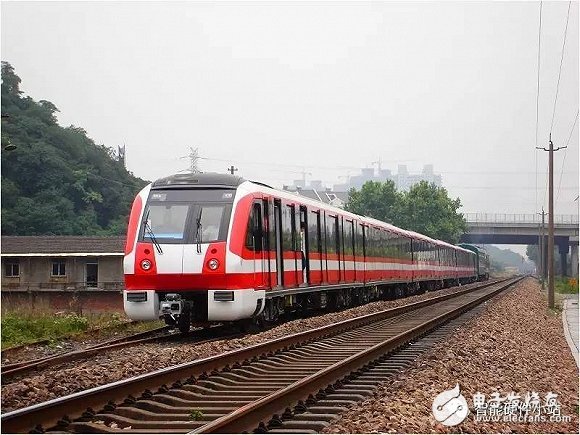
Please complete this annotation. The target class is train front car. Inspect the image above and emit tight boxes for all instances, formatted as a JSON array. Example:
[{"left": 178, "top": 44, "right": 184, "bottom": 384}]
[{"left": 123, "top": 173, "right": 262, "bottom": 332}]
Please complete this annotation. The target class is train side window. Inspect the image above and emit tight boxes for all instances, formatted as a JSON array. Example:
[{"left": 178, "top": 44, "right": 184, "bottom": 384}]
[
  {"left": 372, "top": 227, "right": 379, "bottom": 257},
  {"left": 326, "top": 215, "right": 340, "bottom": 254},
  {"left": 282, "top": 205, "right": 294, "bottom": 251},
  {"left": 308, "top": 211, "right": 320, "bottom": 253},
  {"left": 357, "top": 223, "right": 365, "bottom": 257},
  {"left": 344, "top": 220, "right": 354, "bottom": 256},
  {"left": 268, "top": 199, "right": 277, "bottom": 252}
]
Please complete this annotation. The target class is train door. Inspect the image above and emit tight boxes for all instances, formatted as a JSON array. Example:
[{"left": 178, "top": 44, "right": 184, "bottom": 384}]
[
  {"left": 344, "top": 219, "right": 355, "bottom": 282},
  {"left": 261, "top": 199, "right": 272, "bottom": 288},
  {"left": 283, "top": 204, "right": 298, "bottom": 287},
  {"left": 272, "top": 199, "right": 283, "bottom": 287},
  {"left": 326, "top": 215, "right": 340, "bottom": 284},
  {"left": 358, "top": 223, "right": 366, "bottom": 283},
  {"left": 248, "top": 201, "right": 268, "bottom": 289},
  {"left": 299, "top": 206, "right": 309, "bottom": 285},
  {"left": 308, "top": 210, "right": 322, "bottom": 285},
  {"left": 339, "top": 217, "right": 345, "bottom": 282}
]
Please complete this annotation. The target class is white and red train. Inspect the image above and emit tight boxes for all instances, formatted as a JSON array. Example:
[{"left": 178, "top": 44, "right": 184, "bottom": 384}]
[{"left": 124, "top": 173, "right": 482, "bottom": 331}]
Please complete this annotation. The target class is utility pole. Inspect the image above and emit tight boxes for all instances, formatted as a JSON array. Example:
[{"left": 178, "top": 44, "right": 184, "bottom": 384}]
[
  {"left": 227, "top": 165, "right": 238, "bottom": 175},
  {"left": 537, "top": 208, "right": 546, "bottom": 288},
  {"left": 537, "top": 136, "right": 567, "bottom": 308}
]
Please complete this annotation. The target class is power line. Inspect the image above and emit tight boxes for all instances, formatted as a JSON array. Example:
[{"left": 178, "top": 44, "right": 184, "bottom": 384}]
[
  {"left": 535, "top": 1, "right": 543, "bottom": 215},
  {"left": 200, "top": 155, "right": 570, "bottom": 176},
  {"left": 556, "top": 109, "right": 579, "bottom": 204},
  {"left": 549, "top": 0, "right": 572, "bottom": 135}
]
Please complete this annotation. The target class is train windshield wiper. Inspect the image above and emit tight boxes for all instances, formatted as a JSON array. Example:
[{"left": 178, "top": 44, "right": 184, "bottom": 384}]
[
  {"left": 144, "top": 209, "right": 163, "bottom": 254},
  {"left": 195, "top": 208, "right": 203, "bottom": 254}
]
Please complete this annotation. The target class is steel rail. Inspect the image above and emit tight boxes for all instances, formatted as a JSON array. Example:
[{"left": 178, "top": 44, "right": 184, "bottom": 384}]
[
  {"left": 1, "top": 323, "right": 239, "bottom": 380},
  {"left": 1, "top": 326, "right": 172, "bottom": 378},
  {"left": 2, "top": 326, "right": 169, "bottom": 370},
  {"left": 193, "top": 276, "right": 523, "bottom": 433},
  {"left": 0, "top": 278, "right": 510, "bottom": 434}
]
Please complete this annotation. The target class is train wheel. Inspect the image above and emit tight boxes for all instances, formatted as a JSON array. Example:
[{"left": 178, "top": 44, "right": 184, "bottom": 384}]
[
  {"left": 262, "top": 299, "right": 279, "bottom": 324},
  {"left": 178, "top": 312, "right": 191, "bottom": 334}
]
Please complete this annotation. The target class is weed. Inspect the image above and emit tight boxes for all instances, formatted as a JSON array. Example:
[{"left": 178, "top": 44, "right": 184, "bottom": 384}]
[
  {"left": 189, "top": 410, "right": 204, "bottom": 421},
  {"left": 555, "top": 277, "right": 579, "bottom": 294},
  {"left": 1, "top": 312, "right": 89, "bottom": 349}
]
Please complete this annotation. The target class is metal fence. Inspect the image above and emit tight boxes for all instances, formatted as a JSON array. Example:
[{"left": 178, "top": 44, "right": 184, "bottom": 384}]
[{"left": 463, "top": 213, "right": 579, "bottom": 225}]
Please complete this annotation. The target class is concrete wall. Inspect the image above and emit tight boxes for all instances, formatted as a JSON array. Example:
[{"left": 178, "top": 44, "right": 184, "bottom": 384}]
[{"left": 1, "top": 289, "right": 124, "bottom": 313}]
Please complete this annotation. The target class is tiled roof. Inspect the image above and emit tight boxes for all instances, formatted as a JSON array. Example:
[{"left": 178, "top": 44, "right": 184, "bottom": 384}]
[{"left": 1, "top": 236, "right": 125, "bottom": 255}]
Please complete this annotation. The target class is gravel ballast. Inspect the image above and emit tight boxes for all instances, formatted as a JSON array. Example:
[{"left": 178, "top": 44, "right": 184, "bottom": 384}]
[
  {"left": 324, "top": 278, "right": 579, "bottom": 433},
  {"left": 2, "top": 282, "right": 486, "bottom": 412}
]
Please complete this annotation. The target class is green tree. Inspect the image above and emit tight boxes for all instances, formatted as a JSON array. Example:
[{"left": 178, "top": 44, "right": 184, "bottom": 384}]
[
  {"left": 398, "top": 181, "right": 466, "bottom": 243},
  {"left": 347, "top": 180, "right": 467, "bottom": 243},
  {"left": 345, "top": 180, "right": 402, "bottom": 224},
  {"left": 1, "top": 62, "right": 148, "bottom": 236},
  {"left": 526, "top": 244, "right": 562, "bottom": 275}
]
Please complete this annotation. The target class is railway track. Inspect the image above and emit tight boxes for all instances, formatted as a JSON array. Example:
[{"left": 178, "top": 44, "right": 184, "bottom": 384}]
[
  {"left": 1, "top": 276, "right": 522, "bottom": 434},
  {"left": 1, "top": 325, "right": 242, "bottom": 381},
  {"left": 0, "top": 280, "right": 501, "bottom": 382}
]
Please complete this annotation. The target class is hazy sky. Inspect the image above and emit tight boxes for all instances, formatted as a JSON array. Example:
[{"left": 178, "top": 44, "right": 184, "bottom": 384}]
[{"left": 2, "top": 1, "right": 579, "bottom": 222}]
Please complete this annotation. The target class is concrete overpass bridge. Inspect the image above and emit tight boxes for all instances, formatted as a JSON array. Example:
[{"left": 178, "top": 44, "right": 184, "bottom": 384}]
[{"left": 460, "top": 213, "right": 579, "bottom": 276}]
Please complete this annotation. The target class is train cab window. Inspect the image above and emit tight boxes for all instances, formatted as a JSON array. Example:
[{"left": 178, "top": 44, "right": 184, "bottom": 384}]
[{"left": 198, "top": 206, "right": 226, "bottom": 242}]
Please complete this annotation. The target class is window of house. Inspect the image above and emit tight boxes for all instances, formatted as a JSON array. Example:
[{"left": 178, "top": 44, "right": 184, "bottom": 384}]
[
  {"left": 51, "top": 260, "right": 66, "bottom": 276},
  {"left": 5, "top": 260, "right": 20, "bottom": 277}
]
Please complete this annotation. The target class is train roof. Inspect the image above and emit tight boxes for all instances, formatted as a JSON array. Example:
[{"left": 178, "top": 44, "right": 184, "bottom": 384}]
[
  {"left": 152, "top": 173, "right": 247, "bottom": 189},
  {"left": 458, "top": 243, "right": 488, "bottom": 254},
  {"left": 149, "top": 174, "right": 472, "bottom": 255},
  {"left": 241, "top": 180, "right": 471, "bottom": 254}
]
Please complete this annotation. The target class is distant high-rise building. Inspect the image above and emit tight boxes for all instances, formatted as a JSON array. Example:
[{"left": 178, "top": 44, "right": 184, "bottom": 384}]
[{"left": 331, "top": 164, "right": 442, "bottom": 192}]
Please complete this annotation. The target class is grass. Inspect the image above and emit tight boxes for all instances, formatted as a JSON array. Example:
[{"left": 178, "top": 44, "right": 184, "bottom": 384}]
[
  {"left": 555, "top": 277, "right": 579, "bottom": 294},
  {"left": 1, "top": 312, "right": 90, "bottom": 349},
  {"left": 1, "top": 309, "right": 164, "bottom": 349}
]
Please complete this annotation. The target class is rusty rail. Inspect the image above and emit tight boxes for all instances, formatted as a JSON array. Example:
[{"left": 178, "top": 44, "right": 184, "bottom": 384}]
[{"left": 195, "top": 277, "right": 522, "bottom": 433}]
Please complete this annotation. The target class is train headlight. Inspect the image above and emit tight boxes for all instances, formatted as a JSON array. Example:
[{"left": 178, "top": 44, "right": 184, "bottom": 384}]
[
  {"left": 141, "top": 259, "right": 152, "bottom": 271},
  {"left": 207, "top": 258, "right": 219, "bottom": 270}
]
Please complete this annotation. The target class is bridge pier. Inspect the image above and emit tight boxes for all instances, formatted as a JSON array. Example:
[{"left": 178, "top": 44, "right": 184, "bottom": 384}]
[
  {"left": 559, "top": 243, "right": 569, "bottom": 277},
  {"left": 571, "top": 245, "right": 579, "bottom": 278}
]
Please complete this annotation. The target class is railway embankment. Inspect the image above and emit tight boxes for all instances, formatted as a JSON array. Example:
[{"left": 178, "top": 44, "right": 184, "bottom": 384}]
[{"left": 324, "top": 277, "right": 579, "bottom": 434}]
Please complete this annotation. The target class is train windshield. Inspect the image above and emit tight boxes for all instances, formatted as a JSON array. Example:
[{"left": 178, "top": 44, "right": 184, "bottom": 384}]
[{"left": 139, "top": 189, "right": 234, "bottom": 244}]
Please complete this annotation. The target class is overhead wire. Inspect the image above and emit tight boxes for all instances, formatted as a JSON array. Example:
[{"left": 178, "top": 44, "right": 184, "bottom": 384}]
[
  {"left": 535, "top": 1, "right": 543, "bottom": 215},
  {"left": 556, "top": 109, "right": 579, "bottom": 205},
  {"left": 549, "top": 0, "right": 572, "bottom": 135}
]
